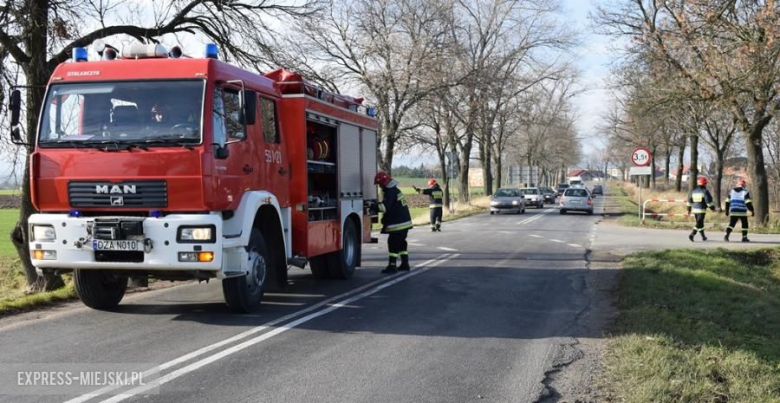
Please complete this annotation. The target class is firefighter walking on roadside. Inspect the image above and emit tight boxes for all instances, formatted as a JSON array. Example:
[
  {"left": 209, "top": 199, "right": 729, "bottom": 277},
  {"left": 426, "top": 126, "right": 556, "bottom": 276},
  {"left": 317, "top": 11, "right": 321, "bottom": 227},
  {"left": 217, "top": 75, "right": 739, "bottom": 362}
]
[
  {"left": 414, "top": 179, "right": 444, "bottom": 232},
  {"left": 687, "top": 177, "right": 716, "bottom": 242},
  {"left": 374, "top": 172, "right": 413, "bottom": 273},
  {"left": 724, "top": 179, "right": 755, "bottom": 242}
]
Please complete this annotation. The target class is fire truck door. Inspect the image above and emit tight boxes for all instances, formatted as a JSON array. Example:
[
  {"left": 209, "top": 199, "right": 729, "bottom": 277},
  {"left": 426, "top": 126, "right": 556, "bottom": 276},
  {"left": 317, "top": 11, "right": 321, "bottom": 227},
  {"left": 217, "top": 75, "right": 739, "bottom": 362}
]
[
  {"left": 212, "top": 86, "right": 253, "bottom": 205},
  {"left": 258, "top": 96, "right": 289, "bottom": 207}
]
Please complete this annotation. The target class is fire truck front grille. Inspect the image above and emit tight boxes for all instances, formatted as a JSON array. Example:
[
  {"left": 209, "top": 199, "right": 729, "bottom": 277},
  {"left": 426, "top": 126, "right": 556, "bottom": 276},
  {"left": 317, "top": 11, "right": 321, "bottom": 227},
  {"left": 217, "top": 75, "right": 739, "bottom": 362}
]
[{"left": 68, "top": 181, "right": 168, "bottom": 208}]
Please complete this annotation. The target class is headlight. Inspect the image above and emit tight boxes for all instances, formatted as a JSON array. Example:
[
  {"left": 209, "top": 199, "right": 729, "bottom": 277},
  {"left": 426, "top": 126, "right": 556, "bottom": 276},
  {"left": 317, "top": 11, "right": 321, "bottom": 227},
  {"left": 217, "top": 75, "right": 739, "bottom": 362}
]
[
  {"left": 32, "top": 225, "right": 56, "bottom": 242},
  {"left": 512, "top": 200, "right": 519, "bottom": 205},
  {"left": 490, "top": 201, "right": 499, "bottom": 206},
  {"left": 177, "top": 226, "right": 216, "bottom": 243}
]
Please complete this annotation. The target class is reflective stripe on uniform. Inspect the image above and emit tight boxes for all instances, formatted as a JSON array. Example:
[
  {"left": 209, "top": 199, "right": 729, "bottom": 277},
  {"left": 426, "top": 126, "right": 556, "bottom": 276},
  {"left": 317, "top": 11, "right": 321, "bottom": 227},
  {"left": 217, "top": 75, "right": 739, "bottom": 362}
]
[
  {"left": 386, "top": 221, "right": 413, "bottom": 232},
  {"left": 429, "top": 204, "right": 443, "bottom": 208},
  {"left": 388, "top": 253, "right": 399, "bottom": 258},
  {"left": 378, "top": 203, "right": 386, "bottom": 213},
  {"left": 399, "top": 251, "right": 408, "bottom": 256}
]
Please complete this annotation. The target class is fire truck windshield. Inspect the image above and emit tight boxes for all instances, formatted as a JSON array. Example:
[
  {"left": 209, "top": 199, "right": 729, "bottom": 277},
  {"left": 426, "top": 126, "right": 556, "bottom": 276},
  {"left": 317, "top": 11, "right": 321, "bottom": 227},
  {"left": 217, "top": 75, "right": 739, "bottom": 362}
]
[{"left": 38, "top": 80, "right": 204, "bottom": 147}]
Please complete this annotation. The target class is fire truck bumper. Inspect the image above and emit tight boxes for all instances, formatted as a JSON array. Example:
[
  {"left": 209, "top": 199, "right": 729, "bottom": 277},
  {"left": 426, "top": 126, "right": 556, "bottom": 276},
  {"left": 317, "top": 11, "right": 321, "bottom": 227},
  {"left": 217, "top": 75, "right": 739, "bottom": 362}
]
[{"left": 27, "top": 214, "right": 224, "bottom": 272}]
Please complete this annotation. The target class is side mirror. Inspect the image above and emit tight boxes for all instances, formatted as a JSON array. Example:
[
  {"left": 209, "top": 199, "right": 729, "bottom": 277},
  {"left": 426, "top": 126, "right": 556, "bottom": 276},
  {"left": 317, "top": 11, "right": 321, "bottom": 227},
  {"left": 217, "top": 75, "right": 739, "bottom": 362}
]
[
  {"left": 10, "top": 90, "right": 21, "bottom": 126},
  {"left": 214, "top": 145, "right": 229, "bottom": 159}
]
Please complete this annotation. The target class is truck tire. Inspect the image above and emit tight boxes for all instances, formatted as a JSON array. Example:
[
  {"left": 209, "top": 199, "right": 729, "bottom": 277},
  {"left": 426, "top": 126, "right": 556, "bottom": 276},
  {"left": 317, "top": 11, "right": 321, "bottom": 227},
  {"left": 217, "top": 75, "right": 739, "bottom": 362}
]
[
  {"left": 223, "top": 228, "right": 268, "bottom": 313},
  {"left": 309, "top": 255, "right": 331, "bottom": 279},
  {"left": 327, "top": 218, "right": 359, "bottom": 279},
  {"left": 73, "top": 270, "right": 128, "bottom": 310}
]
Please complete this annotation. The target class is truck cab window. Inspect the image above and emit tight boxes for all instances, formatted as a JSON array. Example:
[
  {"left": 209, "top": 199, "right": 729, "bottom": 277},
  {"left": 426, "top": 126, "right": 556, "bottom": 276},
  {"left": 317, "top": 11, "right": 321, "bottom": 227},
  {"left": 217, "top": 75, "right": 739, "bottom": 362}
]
[
  {"left": 260, "top": 97, "right": 278, "bottom": 143},
  {"left": 213, "top": 87, "right": 245, "bottom": 140}
]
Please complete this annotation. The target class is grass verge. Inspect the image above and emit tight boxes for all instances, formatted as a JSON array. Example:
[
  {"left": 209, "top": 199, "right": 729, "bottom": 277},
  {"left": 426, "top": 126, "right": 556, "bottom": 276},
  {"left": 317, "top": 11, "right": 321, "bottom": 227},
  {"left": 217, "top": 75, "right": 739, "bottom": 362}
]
[
  {"left": 612, "top": 182, "right": 780, "bottom": 233},
  {"left": 601, "top": 247, "right": 780, "bottom": 403}
]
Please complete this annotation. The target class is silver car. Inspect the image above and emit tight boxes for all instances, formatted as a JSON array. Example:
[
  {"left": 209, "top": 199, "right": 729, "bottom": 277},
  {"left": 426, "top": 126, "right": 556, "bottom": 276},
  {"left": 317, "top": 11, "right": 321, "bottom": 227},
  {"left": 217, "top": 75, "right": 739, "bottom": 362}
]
[
  {"left": 490, "top": 188, "right": 526, "bottom": 214},
  {"left": 519, "top": 188, "right": 544, "bottom": 209},
  {"left": 559, "top": 188, "right": 594, "bottom": 215}
]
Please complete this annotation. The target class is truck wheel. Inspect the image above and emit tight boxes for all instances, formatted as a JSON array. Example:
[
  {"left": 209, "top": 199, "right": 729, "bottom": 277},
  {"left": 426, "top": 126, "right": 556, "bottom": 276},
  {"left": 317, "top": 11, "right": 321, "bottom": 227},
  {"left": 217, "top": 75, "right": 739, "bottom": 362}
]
[
  {"left": 309, "top": 255, "right": 331, "bottom": 279},
  {"left": 327, "top": 218, "right": 359, "bottom": 279},
  {"left": 223, "top": 228, "right": 268, "bottom": 313},
  {"left": 73, "top": 270, "right": 128, "bottom": 310}
]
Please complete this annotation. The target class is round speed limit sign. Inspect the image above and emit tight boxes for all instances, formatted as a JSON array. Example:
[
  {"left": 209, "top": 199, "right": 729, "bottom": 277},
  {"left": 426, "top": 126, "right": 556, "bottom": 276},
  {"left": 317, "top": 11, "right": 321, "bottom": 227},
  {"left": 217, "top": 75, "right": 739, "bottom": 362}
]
[{"left": 631, "top": 147, "right": 651, "bottom": 166}]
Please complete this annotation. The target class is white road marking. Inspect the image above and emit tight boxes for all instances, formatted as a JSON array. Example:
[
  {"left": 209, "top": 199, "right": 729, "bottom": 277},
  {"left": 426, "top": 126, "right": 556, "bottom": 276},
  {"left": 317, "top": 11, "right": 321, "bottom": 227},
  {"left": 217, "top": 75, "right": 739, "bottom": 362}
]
[
  {"left": 68, "top": 255, "right": 456, "bottom": 403},
  {"left": 529, "top": 234, "right": 543, "bottom": 238},
  {"left": 550, "top": 239, "right": 565, "bottom": 243},
  {"left": 568, "top": 243, "right": 583, "bottom": 248},
  {"left": 499, "top": 231, "right": 516, "bottom": 235},
  {"left": 437, "top": 246, "right": 459, "bottom": 252}
]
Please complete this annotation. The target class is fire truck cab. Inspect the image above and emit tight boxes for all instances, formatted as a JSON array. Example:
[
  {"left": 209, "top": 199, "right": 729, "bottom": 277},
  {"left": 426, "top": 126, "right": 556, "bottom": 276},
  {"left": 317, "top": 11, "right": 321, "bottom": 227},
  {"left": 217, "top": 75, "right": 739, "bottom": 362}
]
[{"left": 10, "top": 44, "right": 379, "bottom": 312}]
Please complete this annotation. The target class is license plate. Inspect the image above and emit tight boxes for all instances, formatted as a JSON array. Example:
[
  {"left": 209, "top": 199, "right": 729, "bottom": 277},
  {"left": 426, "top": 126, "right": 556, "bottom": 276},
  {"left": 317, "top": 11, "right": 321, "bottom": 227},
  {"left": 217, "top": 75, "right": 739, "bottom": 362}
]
[
  {"left": 92, "top": 239, "right": 141, "bottom": 251},
  {"left": 571, "top": 201, "right": 582, "bottom": 204}
]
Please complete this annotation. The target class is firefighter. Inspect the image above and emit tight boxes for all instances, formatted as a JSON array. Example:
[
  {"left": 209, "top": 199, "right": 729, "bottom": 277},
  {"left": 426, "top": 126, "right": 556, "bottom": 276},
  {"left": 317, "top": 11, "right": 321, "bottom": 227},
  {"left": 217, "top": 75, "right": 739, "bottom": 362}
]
[
  {"left": 413, "top": 178, "right": 444, "bottom": 232},
  {"left": 151, "top": 103, "right": 169, "bottom": 123},
  {"left": 724, "top": 179, "right": 755, "bottom": 242},
  {"left": 686, "top": 177, "right": 716, "bottom": 242},
  {"left": 374, "top": 172, "right": 413, "bottom": 273}
]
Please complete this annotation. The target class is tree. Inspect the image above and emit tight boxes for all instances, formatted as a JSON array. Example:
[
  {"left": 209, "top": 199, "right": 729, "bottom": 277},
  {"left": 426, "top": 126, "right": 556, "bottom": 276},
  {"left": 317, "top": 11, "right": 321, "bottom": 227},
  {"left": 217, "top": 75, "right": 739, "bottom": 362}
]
[
  {"left": 0, "top": 0, "right": 316, "bottom": 291},
  {"left": 595, "top": 0, "right": 780, "bottom": 223}
]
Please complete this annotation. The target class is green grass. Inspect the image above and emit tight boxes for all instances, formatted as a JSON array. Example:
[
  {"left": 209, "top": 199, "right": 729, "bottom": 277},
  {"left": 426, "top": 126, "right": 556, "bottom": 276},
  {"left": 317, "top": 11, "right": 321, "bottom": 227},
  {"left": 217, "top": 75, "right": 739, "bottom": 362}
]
[
  {"left": 601, "top": 248, "right": 780, "bottom": 403},
  {"left": 0, "top": 189, "right": 20, "bottom": 195},
  {"left": 0, "top": 209, "right": 20, "bottom": 258}
]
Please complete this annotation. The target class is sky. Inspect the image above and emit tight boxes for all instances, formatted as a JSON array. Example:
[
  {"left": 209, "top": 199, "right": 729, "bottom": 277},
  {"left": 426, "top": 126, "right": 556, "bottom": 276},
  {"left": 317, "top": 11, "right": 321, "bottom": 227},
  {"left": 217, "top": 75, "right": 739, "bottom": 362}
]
[{"left": 394, "top": 0, "right": 619, "bottom": 168}]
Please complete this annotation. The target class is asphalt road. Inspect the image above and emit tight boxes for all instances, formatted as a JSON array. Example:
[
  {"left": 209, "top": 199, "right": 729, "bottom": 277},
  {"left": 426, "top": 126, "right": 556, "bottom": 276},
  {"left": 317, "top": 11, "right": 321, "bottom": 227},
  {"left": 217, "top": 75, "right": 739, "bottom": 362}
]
[{"left": 0, "top": 200, "right": 606, "bottom": 403}]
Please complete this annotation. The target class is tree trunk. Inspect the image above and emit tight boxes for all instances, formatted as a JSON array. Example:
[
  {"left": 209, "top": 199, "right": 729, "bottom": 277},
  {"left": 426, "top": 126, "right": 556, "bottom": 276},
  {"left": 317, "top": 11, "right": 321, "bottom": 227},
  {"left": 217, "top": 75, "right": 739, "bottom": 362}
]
[
  {"left": 439, "top": 150, "right": 450, "bottom": 210},
  {"left": 745, "top": 126, "right": 770, "bottom": 224},
  {"left": 675, "top": 139, "right": 686, "bottom": 192},
  {"left": 12, "top": 0, "right": 64, "bottom": 292},
  {"left": 650, "top": 149, "right": 657, "bottom": 189},
  {"left": 688, "top": 135, "right": 699, "bottom": 193},
  {"left": 714, "top": 150, "right": 725, "bottom": 211},
  {"left": 664, "top": 147, "right": 671, "bottom": 185}
]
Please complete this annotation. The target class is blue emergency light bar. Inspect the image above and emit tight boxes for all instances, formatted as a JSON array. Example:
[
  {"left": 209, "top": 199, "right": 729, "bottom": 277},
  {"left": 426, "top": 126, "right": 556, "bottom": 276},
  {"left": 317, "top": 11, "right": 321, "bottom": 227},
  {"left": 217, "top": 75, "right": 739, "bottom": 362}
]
[
  {"left": 73, "top": 47, "right": 88, "bottom": 62},
  {"left": 205, "top": 44, "right": 218, "bottom": 59}
]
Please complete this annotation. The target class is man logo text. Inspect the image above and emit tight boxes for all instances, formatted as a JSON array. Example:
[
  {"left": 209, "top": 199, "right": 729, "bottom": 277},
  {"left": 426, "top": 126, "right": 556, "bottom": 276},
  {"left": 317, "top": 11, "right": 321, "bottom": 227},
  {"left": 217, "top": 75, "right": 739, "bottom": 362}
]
[{"left": 96, "top": 185, "right": 136, "bottom": 194}]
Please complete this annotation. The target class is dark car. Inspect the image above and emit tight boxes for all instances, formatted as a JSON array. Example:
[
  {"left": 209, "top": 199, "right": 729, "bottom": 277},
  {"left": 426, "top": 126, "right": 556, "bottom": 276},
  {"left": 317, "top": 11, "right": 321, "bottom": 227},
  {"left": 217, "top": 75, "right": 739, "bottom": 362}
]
[
  {"left": 555, "top": 183, "right": 570, "bottom": 197},
  {"left": 539, "top": 186, "right": 556, "bottom": 203},
  {"left": 592, "top": 185, "right": 604, "bottom": 195}
]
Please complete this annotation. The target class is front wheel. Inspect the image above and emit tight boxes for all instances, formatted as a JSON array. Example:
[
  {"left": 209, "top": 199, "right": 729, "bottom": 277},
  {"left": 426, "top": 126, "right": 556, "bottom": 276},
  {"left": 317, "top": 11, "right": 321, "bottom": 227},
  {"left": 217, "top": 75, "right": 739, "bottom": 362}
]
[
  {"left": 73, "top": 270, "right": 128, "bottom": 310},
  {"left": 327, "top": 219, "right": 359, "bottom": 279},
  {"left": 223, "top": 228, "right": 268, "bottom": 312},
  {"left": 560, "top": 209, "right": 567, "bottom": 215}
]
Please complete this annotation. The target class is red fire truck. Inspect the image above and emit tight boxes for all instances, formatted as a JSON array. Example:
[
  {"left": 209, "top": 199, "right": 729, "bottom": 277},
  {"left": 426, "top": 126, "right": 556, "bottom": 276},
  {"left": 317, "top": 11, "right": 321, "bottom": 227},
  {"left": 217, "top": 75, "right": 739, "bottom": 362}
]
[{"left": 8, "top": 43, "right": 379, "bottom": 312}]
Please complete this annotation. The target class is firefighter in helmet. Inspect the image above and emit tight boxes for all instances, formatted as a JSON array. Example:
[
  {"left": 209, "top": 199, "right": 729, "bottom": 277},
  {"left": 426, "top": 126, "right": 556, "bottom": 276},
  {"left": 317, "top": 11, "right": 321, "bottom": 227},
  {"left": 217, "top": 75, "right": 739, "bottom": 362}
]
[
  {"left": 414, "top": 178, "right": 444, "bottom": 232},
  {"left": 686, "top": 176, "right": 716, "bottom": 242},
  {"left": 724, "top": 178, "right": 755, "bottom": 242},
  {"left": 374, "top": 172, "right": 413, "bottom": 273}
]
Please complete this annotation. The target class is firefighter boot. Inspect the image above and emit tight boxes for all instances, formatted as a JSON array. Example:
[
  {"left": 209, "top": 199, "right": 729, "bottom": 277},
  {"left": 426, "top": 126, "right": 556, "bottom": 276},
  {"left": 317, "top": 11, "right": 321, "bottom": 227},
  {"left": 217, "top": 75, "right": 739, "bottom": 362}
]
[
  {"left": 398, "top": 253, "right": 410, "bottom": 271},
  {"left": 435, "top": 222, "right": 442, "bottom": 232},
  {"left": 688, "top": 230, "right": 696, "bottom": 242},
  {"left": 701, "top": 230, "right": 707, "bottom": 241},
  {"left": 724, "top": 228, "right": 732, "bottom": 242},
  {"left": 381, "top": 255, "right": 398, "bottom": 274},
  {"left": 742, "top": 231, "right": 750, "bottom": 243}
]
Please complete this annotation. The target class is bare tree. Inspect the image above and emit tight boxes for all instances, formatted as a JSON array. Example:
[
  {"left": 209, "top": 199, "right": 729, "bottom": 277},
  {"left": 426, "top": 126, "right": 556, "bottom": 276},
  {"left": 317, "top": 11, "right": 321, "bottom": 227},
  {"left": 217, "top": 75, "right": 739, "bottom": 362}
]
[{"left": 0, "top": 0, "right": 317, "bottom": 291}]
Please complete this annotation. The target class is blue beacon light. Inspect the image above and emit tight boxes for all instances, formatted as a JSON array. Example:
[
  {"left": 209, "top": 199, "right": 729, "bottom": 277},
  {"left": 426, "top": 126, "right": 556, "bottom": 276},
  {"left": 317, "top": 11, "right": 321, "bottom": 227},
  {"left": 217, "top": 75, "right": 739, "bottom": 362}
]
[
  {"left": 204, "top": 44, "right": 218, "bottom": 59},
  {"left": 72, "top": 47, "right": 88, "bottom": 62}
]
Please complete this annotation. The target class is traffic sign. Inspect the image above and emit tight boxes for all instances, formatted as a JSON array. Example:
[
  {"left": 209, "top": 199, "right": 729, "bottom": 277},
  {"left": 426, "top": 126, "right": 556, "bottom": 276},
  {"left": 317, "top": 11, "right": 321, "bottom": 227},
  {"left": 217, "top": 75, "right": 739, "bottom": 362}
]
[
  {"left": 629, "top": 166, "right": 652, "bottom": 176},
  {"left": 631, "top": 147, "right": 651, "bottom": 166}
]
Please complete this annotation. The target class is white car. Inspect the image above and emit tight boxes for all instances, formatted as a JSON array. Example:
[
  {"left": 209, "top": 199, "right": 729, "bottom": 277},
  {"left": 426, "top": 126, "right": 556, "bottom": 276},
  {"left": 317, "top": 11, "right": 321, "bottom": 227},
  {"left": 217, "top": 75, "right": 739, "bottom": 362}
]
[
  {"left": 519, "top": 188, "right": 544, "bottom": 209},
  {"left": 559, "top": 188, "right": 594, "bottom": 215}
]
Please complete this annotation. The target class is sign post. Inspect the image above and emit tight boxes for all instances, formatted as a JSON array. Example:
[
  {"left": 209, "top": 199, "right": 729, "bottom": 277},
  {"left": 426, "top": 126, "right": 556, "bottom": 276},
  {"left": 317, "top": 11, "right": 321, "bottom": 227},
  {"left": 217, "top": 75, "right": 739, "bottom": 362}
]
[{"left": 630, "top": 148, "right": 652, "bottom": 219}]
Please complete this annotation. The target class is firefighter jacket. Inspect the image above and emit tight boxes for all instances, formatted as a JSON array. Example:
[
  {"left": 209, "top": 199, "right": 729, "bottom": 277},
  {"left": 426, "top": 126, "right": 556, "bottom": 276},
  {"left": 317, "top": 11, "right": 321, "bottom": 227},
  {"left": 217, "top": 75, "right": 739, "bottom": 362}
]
[
  {"left": 687, "top": 186, "right": 715, "bottom": 214},
  {"left": 421, "top": 184, "right": 444, "bottom": 208},
  {"left": 725, "top": 187, "right": 754, "bottom": 217},
  {"left": 378, "top": 182, "right": 413, "bottom": 233}
]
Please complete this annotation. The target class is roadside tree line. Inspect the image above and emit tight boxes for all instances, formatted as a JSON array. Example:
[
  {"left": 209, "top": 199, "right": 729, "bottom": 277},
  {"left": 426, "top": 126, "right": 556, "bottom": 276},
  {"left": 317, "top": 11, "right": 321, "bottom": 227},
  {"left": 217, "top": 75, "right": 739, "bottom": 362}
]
[{"left": 594, "top": 0, "right": 780, "bottom": 223}]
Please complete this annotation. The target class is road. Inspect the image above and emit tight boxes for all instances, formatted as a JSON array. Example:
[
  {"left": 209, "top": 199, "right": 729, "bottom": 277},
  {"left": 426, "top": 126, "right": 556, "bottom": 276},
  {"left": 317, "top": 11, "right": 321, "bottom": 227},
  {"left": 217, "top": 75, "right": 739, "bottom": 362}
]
[{"left": 0, "top": 197, "right": 609, "bottom": 403}]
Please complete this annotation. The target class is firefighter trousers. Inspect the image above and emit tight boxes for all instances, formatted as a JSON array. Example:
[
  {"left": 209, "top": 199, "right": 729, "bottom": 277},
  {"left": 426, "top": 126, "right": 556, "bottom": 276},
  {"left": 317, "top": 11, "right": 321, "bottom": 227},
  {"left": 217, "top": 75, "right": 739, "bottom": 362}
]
[
  {"left": 691, "top": 213, "right": 707, "bottom": 237},
  {"left": 430, "top": 207, "right": 443, "bottom": 230},
  {"left": 387, "top": 230, "right": 409, "bottom": 265},
  {"left": 727, "top": 216, "right": 749, "bottom": 237}
]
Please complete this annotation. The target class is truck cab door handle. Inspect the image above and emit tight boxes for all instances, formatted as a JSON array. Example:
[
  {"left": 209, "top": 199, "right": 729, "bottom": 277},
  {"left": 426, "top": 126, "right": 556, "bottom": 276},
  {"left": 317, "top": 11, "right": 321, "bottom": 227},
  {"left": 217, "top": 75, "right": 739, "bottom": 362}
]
[
  {"left": 279, "top": 167, "right": 288, "bottom": 176},
  {"left": 243, "top": 165, "right": 254, "bottom": 173}
]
